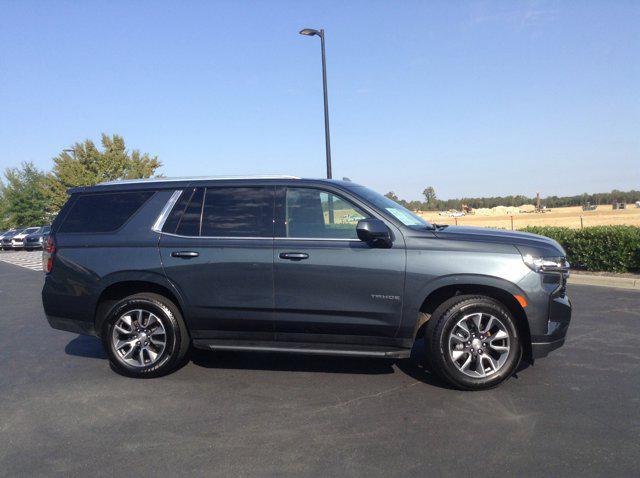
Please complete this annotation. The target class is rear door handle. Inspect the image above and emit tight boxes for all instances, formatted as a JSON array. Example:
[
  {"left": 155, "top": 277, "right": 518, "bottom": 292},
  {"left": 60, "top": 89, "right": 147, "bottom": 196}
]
[
  {"left": 171, "top": 251, "right": 199, "bottom": 259},
  {"left": 279, "top": 252, "right": 309, "bottom": 261}
]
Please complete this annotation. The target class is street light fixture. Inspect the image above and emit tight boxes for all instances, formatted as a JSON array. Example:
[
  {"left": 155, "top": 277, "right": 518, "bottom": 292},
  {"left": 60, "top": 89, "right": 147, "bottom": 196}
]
[{"left": 299, "top": 27, "right": 332, "bottom": 179}]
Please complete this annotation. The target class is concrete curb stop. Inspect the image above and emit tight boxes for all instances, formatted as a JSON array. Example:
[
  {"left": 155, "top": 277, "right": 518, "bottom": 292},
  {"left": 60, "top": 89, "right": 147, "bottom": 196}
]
[{"left": 568, "top": 274, "right": 640, "bottom": 291}]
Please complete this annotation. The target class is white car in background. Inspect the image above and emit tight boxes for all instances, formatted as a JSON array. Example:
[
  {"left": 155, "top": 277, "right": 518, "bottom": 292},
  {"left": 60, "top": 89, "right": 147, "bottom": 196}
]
[
  {"left": 0, "top": 228, "right": 21, "bottom": 250},
  {"left": 10, "top": 227, "right": 39, "bottom": 249}
]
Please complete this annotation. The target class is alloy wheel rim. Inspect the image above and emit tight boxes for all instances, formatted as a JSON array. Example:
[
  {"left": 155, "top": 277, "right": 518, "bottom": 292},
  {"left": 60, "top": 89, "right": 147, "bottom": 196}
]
[
  {"left": 448, "top": 312, "right": 510, "bottom": 378},
  {"left": 111, "top": 309, "right": 167, "bottom": 368}
]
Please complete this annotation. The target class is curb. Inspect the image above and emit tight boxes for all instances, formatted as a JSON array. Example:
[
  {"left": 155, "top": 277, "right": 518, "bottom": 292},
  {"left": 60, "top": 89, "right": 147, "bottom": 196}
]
[{"left": 568, "top": 274, "right": 640, "bottom": 291}]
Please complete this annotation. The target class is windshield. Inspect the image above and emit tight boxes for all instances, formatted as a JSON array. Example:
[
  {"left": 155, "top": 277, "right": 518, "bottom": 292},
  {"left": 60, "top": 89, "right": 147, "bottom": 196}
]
[
  {"left": 350, "top": 186, "right": 432, "bottom": 229},
  {"left": 24, "top": 227, "right": 39, "bottom": 234}
]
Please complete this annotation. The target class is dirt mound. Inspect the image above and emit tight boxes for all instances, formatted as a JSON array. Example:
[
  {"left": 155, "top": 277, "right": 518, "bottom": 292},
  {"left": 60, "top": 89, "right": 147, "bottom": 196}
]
[{"left": 472, "top": 205, "right": 535, "bottom": 216}]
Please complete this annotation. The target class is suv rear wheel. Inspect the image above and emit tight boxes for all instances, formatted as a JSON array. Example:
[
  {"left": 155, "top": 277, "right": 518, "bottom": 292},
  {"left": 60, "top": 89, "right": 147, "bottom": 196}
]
[
  {"left": 102, "top": 293, "right": 190, "bottom": 378},
  {"left": 424, "top": 295, "right": 521, "bottom": 390}
]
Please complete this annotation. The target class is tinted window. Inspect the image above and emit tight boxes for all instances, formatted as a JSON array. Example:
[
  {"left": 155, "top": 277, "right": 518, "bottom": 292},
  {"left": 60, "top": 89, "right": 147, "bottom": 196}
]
[
  {"left": 163, "top": 188, "right": 196, "bottom": 234},
  {"left": 59, "top": 191, "right": 154, "bottom": 233},
  {"left": 175, "top": 188, "right": 204, "bottom": 236},
  {"left": 201, "top": 187, "right": 274, "bottom": 237},
  {"left": 285, "top": 188, "right": 369, "bottom": 239}
]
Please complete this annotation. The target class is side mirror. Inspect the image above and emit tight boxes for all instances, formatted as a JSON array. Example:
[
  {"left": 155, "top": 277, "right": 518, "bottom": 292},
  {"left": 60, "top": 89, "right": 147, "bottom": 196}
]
[{"left": 356, "top": 218, "right": 392, "bottom": 248}]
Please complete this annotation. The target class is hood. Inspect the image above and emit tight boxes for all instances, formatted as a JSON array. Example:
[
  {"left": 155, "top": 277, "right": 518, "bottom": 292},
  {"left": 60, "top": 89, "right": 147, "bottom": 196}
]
[
  {"left": 15, "top": 229, "right": 39, "bottom": 238},
  {"left": 432, "top": 226, "right": 566, "bottom": 257},
  {"left": 2, "top": 230, "right": 20, "bottom": 240}
]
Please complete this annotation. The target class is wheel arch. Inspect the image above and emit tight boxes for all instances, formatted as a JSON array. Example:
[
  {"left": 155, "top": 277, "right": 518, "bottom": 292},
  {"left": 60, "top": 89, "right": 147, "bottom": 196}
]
[
  {"left": 94, "top": 272, "right": 186, "bottom": 335},
  {"left": 412, "top": 277, "right": 532, "bottom": 361}
]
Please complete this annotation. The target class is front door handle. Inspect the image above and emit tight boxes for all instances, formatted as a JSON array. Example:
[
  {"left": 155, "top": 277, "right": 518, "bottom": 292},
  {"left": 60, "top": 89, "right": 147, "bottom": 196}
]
[
  {"left": 171, "top": 251, "right": 199, "bottom": 259},
  {"left": 279, "top": 252, "right": 309, "bottom": 261}
]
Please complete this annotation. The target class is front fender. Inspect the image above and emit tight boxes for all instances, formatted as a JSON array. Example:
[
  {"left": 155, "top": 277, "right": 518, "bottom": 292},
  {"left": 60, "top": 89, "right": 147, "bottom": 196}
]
[{"left": 399, "top": 273, "right": 529, "bottom": 339}]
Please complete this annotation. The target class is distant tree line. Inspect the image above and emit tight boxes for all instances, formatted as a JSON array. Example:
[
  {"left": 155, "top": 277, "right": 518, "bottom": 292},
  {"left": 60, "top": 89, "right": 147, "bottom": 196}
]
[
  {"left": 0, "top": 134, "right": 160, "bottom": 230},
  {"left": 385, "top": 187, "right": 640, "bottom": 211}
]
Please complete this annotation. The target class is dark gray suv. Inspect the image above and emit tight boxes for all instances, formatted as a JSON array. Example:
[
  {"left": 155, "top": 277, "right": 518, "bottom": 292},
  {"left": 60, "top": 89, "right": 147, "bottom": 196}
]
[{"left": 42, "top": 176, "right": 571, "bottom": 390}]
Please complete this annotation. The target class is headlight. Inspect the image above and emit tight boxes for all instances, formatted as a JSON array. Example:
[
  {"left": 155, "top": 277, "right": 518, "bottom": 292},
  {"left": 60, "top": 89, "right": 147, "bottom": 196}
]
[{"left": 522, "top": 254, "right": 569, "bottom": 273}]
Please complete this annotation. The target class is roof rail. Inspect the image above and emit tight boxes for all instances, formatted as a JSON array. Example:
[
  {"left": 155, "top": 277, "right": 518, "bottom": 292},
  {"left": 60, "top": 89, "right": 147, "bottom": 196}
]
[{"left": 97, "top": 175, "right": 300, "bottom": 186}]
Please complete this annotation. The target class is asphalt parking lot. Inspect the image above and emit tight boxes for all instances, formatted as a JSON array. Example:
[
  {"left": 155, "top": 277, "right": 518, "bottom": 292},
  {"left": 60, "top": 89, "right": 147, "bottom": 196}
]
[{"left": 0, "top": 260, "right": 639, "bottom": 477}]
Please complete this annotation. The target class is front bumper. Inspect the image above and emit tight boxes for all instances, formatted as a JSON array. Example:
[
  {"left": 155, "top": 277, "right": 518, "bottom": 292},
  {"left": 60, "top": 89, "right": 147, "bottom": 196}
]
[
  {"left": 530, "top": 293, "right": 572, "bottom": 359},
  {"left": 531, "top": 337, "right": 565, "bottom": 358}
]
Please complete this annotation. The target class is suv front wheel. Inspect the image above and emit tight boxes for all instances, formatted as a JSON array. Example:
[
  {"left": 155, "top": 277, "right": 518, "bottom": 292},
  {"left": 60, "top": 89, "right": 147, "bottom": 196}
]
[
  {"left": 102, "top": 293, "right": 190, "bottom": 378},
  {"left": 425, "top": 295, "right": 521, "bottom": 390}
]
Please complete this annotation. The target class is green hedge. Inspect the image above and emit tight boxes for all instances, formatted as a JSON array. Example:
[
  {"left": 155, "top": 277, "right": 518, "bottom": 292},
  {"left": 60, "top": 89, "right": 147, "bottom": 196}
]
[{"left": 519, "top": 225, "right": 640, "bottom": 273}]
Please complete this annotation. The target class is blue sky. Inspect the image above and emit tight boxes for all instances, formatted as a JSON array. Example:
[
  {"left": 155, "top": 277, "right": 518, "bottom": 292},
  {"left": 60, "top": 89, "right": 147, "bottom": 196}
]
[{"left": 1, "top": 0, "right": 638, "bottom": 200}]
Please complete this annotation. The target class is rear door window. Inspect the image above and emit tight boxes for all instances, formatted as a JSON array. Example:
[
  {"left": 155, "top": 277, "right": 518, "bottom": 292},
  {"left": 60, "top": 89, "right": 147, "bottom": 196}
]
[
  {"left": 175, "top": 188, "right": 204, "bottom": 236},
  {"left": 201, "top": 187, "right": 274, "bottom": 237},
  {"left": 59, "top": 191, "right": 154, "bottom": 233}
]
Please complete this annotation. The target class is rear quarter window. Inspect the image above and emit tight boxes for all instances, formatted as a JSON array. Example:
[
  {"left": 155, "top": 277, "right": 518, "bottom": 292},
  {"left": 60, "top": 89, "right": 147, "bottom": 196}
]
[{"left": 58, "top": 191, "right": 155, "bottom": 233}]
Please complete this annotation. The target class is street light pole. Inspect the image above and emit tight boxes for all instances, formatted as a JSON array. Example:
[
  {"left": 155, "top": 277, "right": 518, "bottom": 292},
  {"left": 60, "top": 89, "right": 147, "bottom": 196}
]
[{"left": 299, "top": 28, "right": 332, "bottom": 179}]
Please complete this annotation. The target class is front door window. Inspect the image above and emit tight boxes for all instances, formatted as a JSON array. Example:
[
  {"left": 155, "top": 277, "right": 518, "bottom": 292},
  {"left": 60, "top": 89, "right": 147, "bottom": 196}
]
[{"left": 285, "top": 188, "right": 368, "bottom": 239}]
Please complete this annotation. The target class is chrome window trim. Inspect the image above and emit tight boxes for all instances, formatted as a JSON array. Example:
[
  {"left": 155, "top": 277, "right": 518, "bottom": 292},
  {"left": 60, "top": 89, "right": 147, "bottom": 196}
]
[
  {"left": 151, "top": 190, "right": 183, "bottom": 233},
  {"left": 158, "top": 231, "right": 360, "bottom": 242},
  {"left": 278, "top": 237, "right": 360, "bottom": 242}
]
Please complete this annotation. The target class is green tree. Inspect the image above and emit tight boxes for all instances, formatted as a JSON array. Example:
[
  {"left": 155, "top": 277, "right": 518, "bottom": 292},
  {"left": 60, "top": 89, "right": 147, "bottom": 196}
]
[
  {"left": 385, "top": 191, "right": 399, "bottom": 201},
  {"left": 2, "top": 162, "right": 49, "bottom": 228},
  {"left": 422, "top": 186, "right": 437, "bottom": 210},
  {"left": 0, "top": 181, "right": 9, "bottom": 229},
  {"left": 47, "top": 134, "right": 161, "bottom": 213}
]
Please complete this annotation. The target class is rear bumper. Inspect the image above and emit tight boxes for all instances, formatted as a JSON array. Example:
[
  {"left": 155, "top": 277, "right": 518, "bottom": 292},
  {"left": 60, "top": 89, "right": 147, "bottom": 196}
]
[{"left": 46, "top": 314, "right": 96, "bottom": 336}]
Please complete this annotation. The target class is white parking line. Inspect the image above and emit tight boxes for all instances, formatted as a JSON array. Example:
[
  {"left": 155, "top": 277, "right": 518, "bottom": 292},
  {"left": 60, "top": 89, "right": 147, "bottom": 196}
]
[{"left": 0, "top": 250, "right": 43, "bottom": 271}]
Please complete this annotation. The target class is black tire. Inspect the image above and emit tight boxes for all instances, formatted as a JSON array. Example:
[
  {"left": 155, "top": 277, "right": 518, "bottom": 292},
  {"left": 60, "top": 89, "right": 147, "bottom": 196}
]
[
  {"left": 424, "top": 295, "right": 521, "bottom": 390},
  {"left": 101, "top": 292, "right": 190, "bottom": 378}
]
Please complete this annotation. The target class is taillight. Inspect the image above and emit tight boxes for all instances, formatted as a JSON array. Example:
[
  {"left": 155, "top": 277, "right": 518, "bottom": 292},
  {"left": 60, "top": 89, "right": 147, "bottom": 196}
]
[{"left": 43, "top": 235, "right": 56, "bottom": 273}]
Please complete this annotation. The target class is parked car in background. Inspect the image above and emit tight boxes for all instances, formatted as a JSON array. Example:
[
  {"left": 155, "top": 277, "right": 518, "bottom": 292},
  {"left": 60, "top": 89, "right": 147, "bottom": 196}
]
[
  {"left": 24, "top": 226, "right": 51, "bottom": 251},
  {"left": 9, "top": 227, "right": 40, "bottom": 250},
  {"left": 42, "top": 176, "right": 571, "bottom": 390},
  {"left": 1, "top": 229, "right": 22, "bottom": 250}
]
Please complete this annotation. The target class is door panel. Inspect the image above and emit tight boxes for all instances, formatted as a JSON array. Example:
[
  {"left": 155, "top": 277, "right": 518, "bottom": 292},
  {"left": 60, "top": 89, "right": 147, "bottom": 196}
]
[
  {"left": 160, "top": 236, "right": 274, "bottom": 334},
  {"left": 274, "top": 239, "right": 405, "bottom": 337},
  {"left": 273, "top": 187, "right": 406, "bottom": 339},
  {"left": 159, "top": 186, "right": 275, "bottom": 336}
]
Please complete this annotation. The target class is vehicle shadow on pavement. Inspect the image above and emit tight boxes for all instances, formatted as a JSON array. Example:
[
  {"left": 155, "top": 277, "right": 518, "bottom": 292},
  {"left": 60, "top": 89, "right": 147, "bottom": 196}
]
[
  {"left": 62, "top": 335, "right": 505, "bottom": 390},
  {"left": 191, "top": 342, "right": 455, "bottom": 389},
  {"left": 65, "top": 335, "right": 107, "bottom": 359},
  {"left": 191, "top": 349, "right": 396, "bottom": 375}
]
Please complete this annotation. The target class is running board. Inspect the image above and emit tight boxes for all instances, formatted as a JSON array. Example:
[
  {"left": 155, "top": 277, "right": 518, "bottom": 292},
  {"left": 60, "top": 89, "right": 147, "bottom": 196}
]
[{"left": 192, "top": 339, "right": 411, "bottom": 359}]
